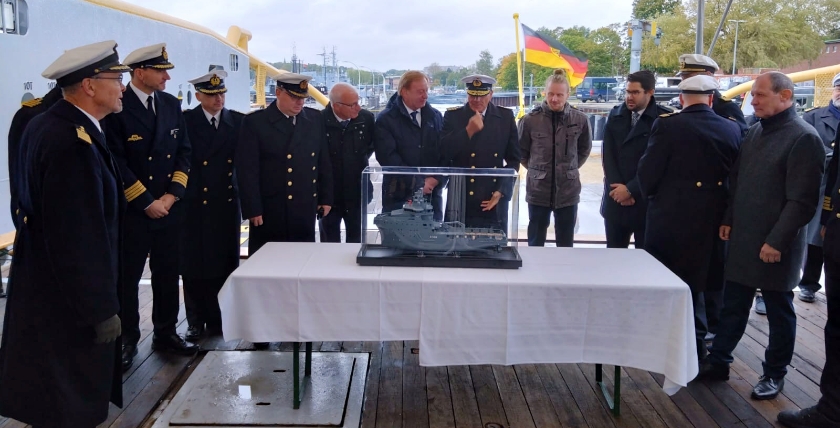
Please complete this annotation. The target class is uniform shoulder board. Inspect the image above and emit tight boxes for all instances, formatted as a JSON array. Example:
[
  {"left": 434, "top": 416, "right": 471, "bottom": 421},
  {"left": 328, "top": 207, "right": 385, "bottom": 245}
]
[
  {"left": 659, "top": 112, "right": 678, "bottom": 118},
  {"left": 21, "top": 98, "right": 43, "bottom": 108},
  {"left": 804, "top": 106, "right": 817, "bottom": 112},
  {"left": 446, "top": 106, "right": 461, "bottom": 111},
  {"left": 727, "top": 116, "right": 737, "bottom": 121},
  {"left": 76, "top": 126, "right": 92, "bottom": 145}
]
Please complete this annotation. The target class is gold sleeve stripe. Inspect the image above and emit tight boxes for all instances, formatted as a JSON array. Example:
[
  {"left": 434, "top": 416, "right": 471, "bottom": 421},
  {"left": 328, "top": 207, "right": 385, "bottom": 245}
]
[
  {"left": 124, "top": 181, "right": 147, "bottom": 202},
  {"left": 823, "top": 196, "right": 832, "bottom": 211},
  {"left": 172, "top": 171, "right": 188, "bottom": 187}
]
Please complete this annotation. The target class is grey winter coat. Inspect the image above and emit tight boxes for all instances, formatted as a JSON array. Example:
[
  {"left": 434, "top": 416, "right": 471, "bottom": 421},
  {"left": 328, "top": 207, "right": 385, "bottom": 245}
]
[
  {"left": 723, "top": 106, "right": 825, "bottom": 291},
  {"left": 518, "top": 101, "right": 592, "bottom": 209}
]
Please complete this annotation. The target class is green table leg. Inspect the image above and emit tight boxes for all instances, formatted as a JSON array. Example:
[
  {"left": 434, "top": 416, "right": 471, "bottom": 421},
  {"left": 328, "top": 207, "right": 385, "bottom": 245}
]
[
  {"left": 305, "top": 342, "right": 312, "bottom": 376},
  {"left": 292, "top": 342, "right": 314, "bottom": 409},
  {"left": 595, "top": 364, "right": 621, "bottom": 416}
]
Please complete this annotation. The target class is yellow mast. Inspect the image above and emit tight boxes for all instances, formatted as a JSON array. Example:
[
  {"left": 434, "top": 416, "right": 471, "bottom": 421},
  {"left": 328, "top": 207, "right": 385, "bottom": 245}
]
[{"left": 513, "top": 13, "right": 525, "bottom": 120}]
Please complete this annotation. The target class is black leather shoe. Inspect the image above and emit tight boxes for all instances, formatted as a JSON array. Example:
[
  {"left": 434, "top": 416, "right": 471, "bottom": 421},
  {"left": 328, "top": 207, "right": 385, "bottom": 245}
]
[
  {"left": 755, "top": 295, "right": 767, "bottom": 315},
  {"left": 151, "top": 334, "right": 198, "bottom": 355},
  {"left": 798, "top": 289, "right": 816, "bottom": 303},
  {"left": 696, "top": 359, "right": 729, "bottom": 381},
  {"left": 253, "top": 342, "right": 269, "bottom": 349},
  {"left": 185, "top": 325, "right": 204, "bottom": 341},
  {"left": 205, "top": 324, "right": 223, "bottom": 336},
  {"left": 778, "top": 405, "right": 840, "bottom": 427},
  {"left": 752, "top": 376, "right": 784, "bottom": 400},
  {"left": 122, "top": 345, "right": 138, "bottom": 371}
]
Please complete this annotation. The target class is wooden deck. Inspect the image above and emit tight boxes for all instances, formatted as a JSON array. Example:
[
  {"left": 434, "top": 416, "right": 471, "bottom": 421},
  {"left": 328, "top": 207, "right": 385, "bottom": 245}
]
[{"left": 0, "top": 271, "right": 829, "bottom": 427}]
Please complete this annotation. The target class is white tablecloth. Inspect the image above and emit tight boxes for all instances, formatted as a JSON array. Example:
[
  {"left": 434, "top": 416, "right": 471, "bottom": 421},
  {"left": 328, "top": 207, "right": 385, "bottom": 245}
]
[{"left": 219, "top": 243, "right": 698, "bottom": 394}]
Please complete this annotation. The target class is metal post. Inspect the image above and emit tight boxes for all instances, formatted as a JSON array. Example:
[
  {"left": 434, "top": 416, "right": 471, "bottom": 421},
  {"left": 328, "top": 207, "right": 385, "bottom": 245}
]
[
  {"left": 530, "top": 73, "right": 533, "bottom": 103},
  {"left": 706, "top": 0, "right": 735, "bottom": 57},
  {"left": 695, "top": 0, "right": 705, "bottom": 54},
  {"left": 629, "top": 19, "right": 643, "bottom": 73},
  {"left": 730, "top": 20, "right": 745, "bottom": 74}
]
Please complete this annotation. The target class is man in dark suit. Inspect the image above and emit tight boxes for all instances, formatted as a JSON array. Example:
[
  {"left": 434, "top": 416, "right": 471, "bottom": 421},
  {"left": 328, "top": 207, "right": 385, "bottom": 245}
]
[
  {"left": 235, "top": 72, "right": 333, "bottom": 255},
  {"left": 105, "top": 43, "right": 197, "bottom": 371},
  {"left": 600, "top": 70, "right": 672, "bottom": 249},
  {"left": 374, "top": 70, "right": 445, "bottom": 219},
  {"left": 0, "top": 40, "right": 128, "bottom": 427},
  {"left": 180, "top": 69, "right": 243, "bottom": 341},
  {"left": 797, "top": 73, "right": 840, "bottom": 303},
  {"left": 777, "top": 125, "right": 840, "bottom": 427},
  {"left": 321, "top": 82, "right": 374, "bottom": 243},
  {"left": 441, "top": 74, "right": 520, "bottom": 231},
  {"left": 637, "top": 75, "right": 742, "bottom": 361}
]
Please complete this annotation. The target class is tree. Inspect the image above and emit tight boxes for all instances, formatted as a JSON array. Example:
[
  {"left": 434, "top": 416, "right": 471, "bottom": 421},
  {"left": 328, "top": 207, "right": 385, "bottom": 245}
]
[
  {"left": 639, "top": 0, "right": 835, "bottom": 74},
  {"left": 633, "top": 0, "right": 680, "bottom": 19},
  {"left": 475, "top": 50, "right": 496, "bottom": 76}
]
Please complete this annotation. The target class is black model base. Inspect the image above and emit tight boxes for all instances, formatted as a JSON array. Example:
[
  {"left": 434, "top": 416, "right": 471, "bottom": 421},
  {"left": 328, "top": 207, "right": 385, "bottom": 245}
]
[{"left": 357, "top": 244, "right": 522, "bottom": 269}]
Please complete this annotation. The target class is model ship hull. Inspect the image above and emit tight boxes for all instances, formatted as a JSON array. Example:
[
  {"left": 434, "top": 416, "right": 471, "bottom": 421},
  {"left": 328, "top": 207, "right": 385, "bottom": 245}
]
[{"left": 376, "top": 218, "right": 506, "bottom": 253}]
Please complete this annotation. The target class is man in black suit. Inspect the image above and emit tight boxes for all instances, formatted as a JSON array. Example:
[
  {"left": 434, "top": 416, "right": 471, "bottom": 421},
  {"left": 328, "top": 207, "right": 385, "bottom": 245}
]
[
  {"left": 235, "top": 72, "right": 333, "bottom": 255},
  {"left": 180, "top": 69, "right": 243, "bottom": 340},
  {"left": 600, "top": 70, "right": 672, "bottom": 249},
  {"left": 321, "top": 82, "right": 374, "bottom": 243},
  {"left": 105, "top": 43, "right": 197, "bottom": 371},
  {"left": 441, "top": 74, "right": 520, "bottom": 231},
  {"left": 0, "top": 40, "right": 128, "bottom": 427}
]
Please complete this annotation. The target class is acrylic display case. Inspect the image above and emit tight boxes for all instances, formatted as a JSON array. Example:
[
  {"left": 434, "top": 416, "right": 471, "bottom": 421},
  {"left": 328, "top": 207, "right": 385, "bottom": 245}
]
[{"left": 357, "top": 166, "right": 522, "bottom": 269}]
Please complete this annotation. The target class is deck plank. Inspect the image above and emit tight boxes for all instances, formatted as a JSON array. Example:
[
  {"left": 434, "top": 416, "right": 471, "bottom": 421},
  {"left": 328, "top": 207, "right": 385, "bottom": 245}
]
[
  {"left": 425, "top": 366, "right": 456, "bottom": 428},
  {"left": 402, "top": 341, "right": 429, "bottom": 428},
  {"left": 448, "top": 365, "right": 483, "bottom": 427},
  {"left": 471, "top": 365, "right": 509, "bottom": 428}
]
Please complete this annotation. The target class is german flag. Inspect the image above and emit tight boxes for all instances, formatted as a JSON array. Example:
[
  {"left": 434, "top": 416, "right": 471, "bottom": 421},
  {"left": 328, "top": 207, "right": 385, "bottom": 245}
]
[{"left": 522, "top": 24, "right": 588, "bottom": 87}]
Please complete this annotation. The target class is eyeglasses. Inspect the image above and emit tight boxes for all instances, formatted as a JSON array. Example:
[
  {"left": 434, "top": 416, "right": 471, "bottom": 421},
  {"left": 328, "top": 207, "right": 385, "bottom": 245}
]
[
  {"left": 92, "top": 75, "right": 125, "bottom": 83},
  {"left": 336, "top": 101, "right": 360, "bottom": 108}
]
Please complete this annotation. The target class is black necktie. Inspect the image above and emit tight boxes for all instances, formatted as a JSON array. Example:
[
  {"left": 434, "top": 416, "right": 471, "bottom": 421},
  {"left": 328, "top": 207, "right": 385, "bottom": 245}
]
[
  {"left": 410, "top": 111, "right": 419, "bottom": 127},
  {"left": 146, "top": 96, "right": 155, "bottom": 115},
  {"left": 341, "top": 120, "right": 349, "bottom": 128},
  {"left": 210, "top": 117, "right": 217, "bottom": 129}
]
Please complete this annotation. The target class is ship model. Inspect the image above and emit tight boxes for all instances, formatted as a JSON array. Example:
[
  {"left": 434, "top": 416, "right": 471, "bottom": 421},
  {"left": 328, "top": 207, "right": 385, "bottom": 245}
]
[{"left": 373, "top": 188, "right": 507, "bottom": 254}]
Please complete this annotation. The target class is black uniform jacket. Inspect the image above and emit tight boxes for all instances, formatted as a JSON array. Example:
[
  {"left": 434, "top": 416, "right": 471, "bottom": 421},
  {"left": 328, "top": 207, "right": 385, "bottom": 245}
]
[
  {"left": 713, "top": 91, "right": 749, "bottom": 138},
  {"left": 103, "top": 83, "right": 191, "bottom": 230},
  {"left": 441, "top": 103, "right": 520, "bottom": 227},
  {"left": 637, "top": 104, "right": 741, "bottom": 292},
  {"left": 235, "top": 103, "right": 333, "bottom": 251},
  {"left": 0, "top": 100, "right": 125, "bottom": 425},
  {"left": 180, "top": 107, "right": 243, "bottom": 279},
  {"left": 322, "top": 103, "right": 375, "bottom": 207}
]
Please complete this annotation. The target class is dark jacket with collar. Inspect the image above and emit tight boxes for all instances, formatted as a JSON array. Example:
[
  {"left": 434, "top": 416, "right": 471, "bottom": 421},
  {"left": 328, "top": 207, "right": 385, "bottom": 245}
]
[
  {"left": 180, "top": 107, "right": 243, "bottom": 279},
  {"left": 235, "top": 102, "right": 333, "bottom": 253},
  {"left": 600, "top": 97, "right": 671, "bottom": 227},
  {"left": 713, "top": 91, "right": 748, "bottom": 138},
  {"left": 0, "top": 99, "right": 124, "bottom": 424},
  {"left": 637, "top": 104, "right": 741, "bottom": 292},
  {"left": 322, "top": 103, "right": 375, "bottom": 207},
  {"left": 802, "top": 106, "right": 838, "bottom": 246},
  {"left": 374, "top": 93, "right": 445, "bottom": 217},
  {"left": 7, "top": 87, "right": 63, "bottom": 228},
  {"left": 103, "top": 82, "right": 191, "bottom": 230}
]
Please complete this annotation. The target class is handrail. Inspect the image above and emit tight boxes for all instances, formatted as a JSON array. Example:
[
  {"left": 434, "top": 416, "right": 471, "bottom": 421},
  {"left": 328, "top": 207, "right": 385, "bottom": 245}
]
[
  {"left": 83, "top": 0, "right": 329, "bottom": 106},
  {"left": 720, "top": 64, "right": 840, "bottom": 100}
]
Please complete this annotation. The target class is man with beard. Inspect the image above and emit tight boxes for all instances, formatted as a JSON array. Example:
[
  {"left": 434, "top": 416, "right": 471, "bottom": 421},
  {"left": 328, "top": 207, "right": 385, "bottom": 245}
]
[
  {"left": 601, "top": 70, "right": 672, "bottom": 249},
  {"left": 637, "top": 75, "right": 741, "bottom": 361},
  {"left": 0, "top": 40, "right": 129, "bottom": 426},
  {"left": 441, "top": 74, "right": 520, "bottom": 231}
]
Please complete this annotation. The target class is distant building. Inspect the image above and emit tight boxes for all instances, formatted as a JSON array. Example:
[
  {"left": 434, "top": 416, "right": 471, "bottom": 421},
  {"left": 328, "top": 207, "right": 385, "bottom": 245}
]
[{"left": 781, "top": 39, "right": 840, "bottom": 73}]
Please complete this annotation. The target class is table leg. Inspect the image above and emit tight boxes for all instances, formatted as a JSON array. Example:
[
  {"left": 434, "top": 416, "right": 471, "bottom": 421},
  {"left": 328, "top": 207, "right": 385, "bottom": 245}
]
[
  {"left": 595, "top": 364, "right": 621, "bottom": 416},
  {"left": 305, "top": 342, "right": 312, "bottom": 376},
  {"left": 293, "top": 342, "right": 301, "bottom": 409}
]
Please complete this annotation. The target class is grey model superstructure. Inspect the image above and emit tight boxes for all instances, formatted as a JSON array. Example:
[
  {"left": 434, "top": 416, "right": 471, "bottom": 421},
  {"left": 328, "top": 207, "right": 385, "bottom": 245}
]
[{"left": 374, "top": 188, "right": 507, "bottom": 252}]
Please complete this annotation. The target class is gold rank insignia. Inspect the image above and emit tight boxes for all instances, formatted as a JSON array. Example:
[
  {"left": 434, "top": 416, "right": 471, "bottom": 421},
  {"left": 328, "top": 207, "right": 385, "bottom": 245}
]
[
  {"left": 824, "top": 196, "right": 832, "bottom": 211},
  {"left": 21, "top": 98, "right": 43, "bottom": 108},
  {"left": 127, "top": 134, "right": 143, "bottom": 142},
  {"left": 659, "top": 112, "right": 677, "bottom": 118},
  {"left": 300, "top": 81, "right": 308, "bottom": 90},
  {"left": 76, "top": 126, "right": 92, "bottom": 145},
  {"left": 162, "top": 46, "right": 168, "bottom": 60},
  {"left": 210, "top": 75, "right": 221, "bottom": 86}
]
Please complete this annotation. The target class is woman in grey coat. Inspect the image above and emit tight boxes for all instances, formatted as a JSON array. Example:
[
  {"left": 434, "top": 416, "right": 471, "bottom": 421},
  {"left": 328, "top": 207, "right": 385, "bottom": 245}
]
[{"left": 699, "top": 72, "right": 825, "bottom": 401}]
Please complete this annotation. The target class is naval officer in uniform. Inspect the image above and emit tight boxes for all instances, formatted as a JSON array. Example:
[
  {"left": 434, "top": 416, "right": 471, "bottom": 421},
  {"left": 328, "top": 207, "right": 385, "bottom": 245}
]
[
  {"left": 104, "top": 43, "right": 197, "bottom": 371},
  {"left": 180, "top": 69, "right": 243, "bottom": 340},
  {"left": 677, "top": 54, "right": 748, "bottom": 137},
  {"left": 441, "top": 74, "right": 520, "bottom": 231},
  {"left": 0, "top": 40, "right": 129, "bottom": 427},
  {"left": 637, "top": 75, "right": 742, "bottom": 361},
  {"left": 235, "top": 72, "right": 333, "bottom": 255}
]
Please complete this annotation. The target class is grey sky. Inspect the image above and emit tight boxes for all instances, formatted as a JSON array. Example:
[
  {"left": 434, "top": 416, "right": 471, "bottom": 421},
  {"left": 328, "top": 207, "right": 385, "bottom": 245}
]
[{"left": 121, "top": 0, "right": 633, "bottom": 72}]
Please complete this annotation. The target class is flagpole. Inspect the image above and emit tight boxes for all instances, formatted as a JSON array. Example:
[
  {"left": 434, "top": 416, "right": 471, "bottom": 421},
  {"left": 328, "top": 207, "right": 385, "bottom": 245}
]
[{"left": 513, "top": 13, "right": 525, "bottom": 120}]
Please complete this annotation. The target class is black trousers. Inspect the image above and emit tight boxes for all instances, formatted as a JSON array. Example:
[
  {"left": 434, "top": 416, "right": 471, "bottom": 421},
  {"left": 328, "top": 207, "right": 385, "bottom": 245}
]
[
  {"left": 604, "top": 218, "right": 645, "bottom": 249},
  {"left": 800, "top": 244, "right": 824, "bottom": 293},
  {"left": 182, "top": 276, "right": 226, "bottom": 331},
  {"left": 527, "top": 204, "right": 577, "bottom": 247},
  {"left": 321, "top": 203, "right": 362, "bottom": 243},
  {"left": 122, "top": 221, "right": 181, "bottom": 346},
  {"left": 818, "top": 255, "right": 840, "bottom": 419}
]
